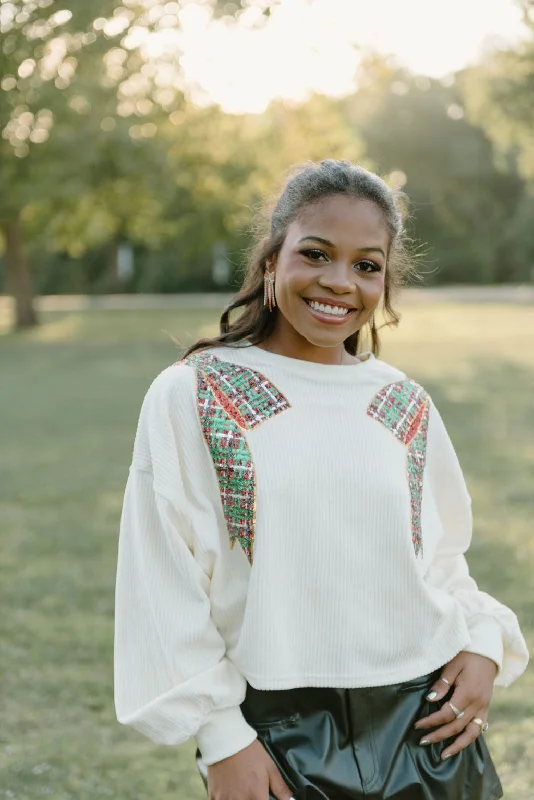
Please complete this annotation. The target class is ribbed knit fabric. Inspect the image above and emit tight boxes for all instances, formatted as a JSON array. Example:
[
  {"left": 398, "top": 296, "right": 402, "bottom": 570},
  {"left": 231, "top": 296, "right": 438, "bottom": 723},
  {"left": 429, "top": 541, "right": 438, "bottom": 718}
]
[{"left": 114, "top": 343, "right": 529, "bottom": 766}]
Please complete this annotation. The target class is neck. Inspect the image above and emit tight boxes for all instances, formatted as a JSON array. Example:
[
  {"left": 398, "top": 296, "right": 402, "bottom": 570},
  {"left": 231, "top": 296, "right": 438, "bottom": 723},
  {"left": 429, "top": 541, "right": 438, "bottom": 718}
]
[{"left": 259, "top": 333, "right": 350, "bottom": 365}]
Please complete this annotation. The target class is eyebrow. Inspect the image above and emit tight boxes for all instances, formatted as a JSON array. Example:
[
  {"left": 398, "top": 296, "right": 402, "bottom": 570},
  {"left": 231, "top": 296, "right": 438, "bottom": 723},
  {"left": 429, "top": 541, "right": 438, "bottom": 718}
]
[{"left": 297, "top": 236, "right": 386, "bottom": 258}]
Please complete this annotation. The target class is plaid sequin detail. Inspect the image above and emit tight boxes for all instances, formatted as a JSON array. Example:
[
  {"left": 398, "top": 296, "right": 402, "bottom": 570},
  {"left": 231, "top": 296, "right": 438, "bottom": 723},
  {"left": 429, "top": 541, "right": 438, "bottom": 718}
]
[
  {"left": 181, "top": 353, "right": 291, "bottom": 563},
  {"left": 367, "top": 381, "right": 430, "bottom": 557}
]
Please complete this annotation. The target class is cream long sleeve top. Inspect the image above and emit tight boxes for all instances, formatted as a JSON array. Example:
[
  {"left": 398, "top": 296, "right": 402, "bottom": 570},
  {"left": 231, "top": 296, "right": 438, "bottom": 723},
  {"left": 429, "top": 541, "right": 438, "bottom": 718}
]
[{"left": 114, "top": 343, "right": 529, "bottom": 766}]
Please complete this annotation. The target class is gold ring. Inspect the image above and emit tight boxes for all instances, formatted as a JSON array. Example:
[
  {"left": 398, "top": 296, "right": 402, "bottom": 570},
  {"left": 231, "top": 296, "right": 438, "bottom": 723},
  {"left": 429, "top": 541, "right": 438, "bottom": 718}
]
[
  {"left": 448, "top": 701, "right": 465, "bottom": 720},
  {"left": 440, "top": 677, "right": 451, "bottom": 685},
  {"left": 471, "top": 717, "right": 489, "bottom": 733}
]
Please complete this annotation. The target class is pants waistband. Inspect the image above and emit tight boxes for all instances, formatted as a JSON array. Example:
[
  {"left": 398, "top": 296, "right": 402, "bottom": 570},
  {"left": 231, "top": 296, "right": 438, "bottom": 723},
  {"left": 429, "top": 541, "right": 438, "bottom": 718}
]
[{"left": 241, "top": 669, "right": 441, "bottom": 727}]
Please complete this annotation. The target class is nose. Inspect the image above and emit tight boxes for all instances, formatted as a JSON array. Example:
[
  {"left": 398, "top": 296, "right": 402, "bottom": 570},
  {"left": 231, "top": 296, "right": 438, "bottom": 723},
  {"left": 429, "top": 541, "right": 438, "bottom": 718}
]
[{"left": 317, "top": 260, "right": 359, "bottom": 297}]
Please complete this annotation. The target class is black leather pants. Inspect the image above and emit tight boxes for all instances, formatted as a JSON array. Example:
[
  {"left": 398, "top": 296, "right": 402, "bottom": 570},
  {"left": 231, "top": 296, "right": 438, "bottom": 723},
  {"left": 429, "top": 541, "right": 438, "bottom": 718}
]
[{"left": 196, "top": 669, "right": 503, "bottom": 799}]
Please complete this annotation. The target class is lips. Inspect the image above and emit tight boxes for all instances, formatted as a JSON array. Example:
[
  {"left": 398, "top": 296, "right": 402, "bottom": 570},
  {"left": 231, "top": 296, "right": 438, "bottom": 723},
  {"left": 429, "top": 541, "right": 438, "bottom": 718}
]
[
  {"left": 302, "top": 297, "right": 358, "bottom": 325},
  {"left": 304, "top": 297, "right": 357, "bottom": 310}
]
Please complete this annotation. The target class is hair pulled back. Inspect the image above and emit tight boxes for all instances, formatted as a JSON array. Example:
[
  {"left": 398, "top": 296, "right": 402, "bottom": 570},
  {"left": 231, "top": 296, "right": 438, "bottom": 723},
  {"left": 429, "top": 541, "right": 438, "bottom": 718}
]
[{"left": 183, "top": 159, "right": 417, "bottom": 358}]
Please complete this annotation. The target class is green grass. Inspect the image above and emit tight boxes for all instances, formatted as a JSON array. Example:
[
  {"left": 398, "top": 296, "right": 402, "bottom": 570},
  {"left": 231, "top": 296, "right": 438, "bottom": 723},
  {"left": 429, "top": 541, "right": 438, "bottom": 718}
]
[{"left": 1, "top": 302, "right": 533, "bottom": 799}]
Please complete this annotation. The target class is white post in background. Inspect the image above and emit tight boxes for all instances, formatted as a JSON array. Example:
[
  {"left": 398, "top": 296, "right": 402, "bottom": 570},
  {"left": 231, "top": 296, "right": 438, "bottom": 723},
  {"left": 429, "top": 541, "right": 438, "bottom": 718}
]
[
  {"left": 117, "top": 242, "right": 134, "bottom": 282},
  {"left": 212, "top": 241, "right": 230, "bottom": 286}
]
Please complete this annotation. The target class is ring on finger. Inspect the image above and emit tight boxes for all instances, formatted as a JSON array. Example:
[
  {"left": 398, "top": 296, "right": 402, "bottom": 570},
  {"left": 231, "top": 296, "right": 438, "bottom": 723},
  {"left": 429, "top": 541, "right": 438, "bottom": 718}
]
[
  {"left": 440, "top": 677, "right": 451, "bottom": 686},
  {"left": 448, "top": 701, "right": 465, "bottom": 720},
  {"left": 471, "top": 717, "right": 489, "bottom": 733}
]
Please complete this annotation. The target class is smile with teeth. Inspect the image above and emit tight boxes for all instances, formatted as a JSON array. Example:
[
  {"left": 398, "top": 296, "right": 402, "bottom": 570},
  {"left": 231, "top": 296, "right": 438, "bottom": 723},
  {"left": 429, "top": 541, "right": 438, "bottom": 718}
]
[{"left": 304, "top": 299, "right": 355, "bottom": 317}]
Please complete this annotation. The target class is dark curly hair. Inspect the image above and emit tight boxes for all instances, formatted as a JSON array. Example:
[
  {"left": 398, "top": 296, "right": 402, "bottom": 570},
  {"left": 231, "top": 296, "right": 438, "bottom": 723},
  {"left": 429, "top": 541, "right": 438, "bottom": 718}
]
[{"left": 183, "top": 159, "right": 418, "bottom": 358}]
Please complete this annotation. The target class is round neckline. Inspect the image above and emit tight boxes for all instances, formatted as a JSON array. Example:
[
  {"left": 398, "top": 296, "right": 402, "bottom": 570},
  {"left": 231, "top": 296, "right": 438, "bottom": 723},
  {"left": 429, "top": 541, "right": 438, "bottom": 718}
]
[{"left": 239, "top": 343, "right": 377, "bottom": 379}]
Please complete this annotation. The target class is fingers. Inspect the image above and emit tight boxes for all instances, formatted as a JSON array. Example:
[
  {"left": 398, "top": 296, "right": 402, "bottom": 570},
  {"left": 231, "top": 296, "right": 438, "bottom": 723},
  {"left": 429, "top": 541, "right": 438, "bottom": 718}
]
[
  {"left": 417, "top": 700, "right": 489, "bottom": 762},
  {"left": 418, "top": 703, "right": 476, "bottom": 745},
  {"left": 416, "top": 680, "right": 476, "bottom": 736},
  {"left": 414, "top": 669, "right": 459, "bottom": 730},
  {"left": 424, "top": 668, "right": 460, "bottom": 705},
  {"left": 269, "top": 764, "right": 294, "bottom": 800},
  {"left": 441, "top": 719, "right": 484, "bottom": 760},
  {"left": 416, "top": 686, "right": 470, "bottom": 731}
]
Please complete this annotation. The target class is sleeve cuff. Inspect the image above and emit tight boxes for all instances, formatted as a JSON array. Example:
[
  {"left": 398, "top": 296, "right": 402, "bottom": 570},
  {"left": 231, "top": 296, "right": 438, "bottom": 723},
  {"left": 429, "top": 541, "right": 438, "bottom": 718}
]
[
  {"left": 195, "top": 706, "right": 258, "bottom": 766},
  {"left": 464, "top": 615, "right": 504, "bottom": 675}
]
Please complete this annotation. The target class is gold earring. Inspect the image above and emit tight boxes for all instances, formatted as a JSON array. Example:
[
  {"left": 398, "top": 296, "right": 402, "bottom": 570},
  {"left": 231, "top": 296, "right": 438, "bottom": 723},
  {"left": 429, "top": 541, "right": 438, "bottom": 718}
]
[{"left": 263, "top": 269, "right": 276, "bottom": 312}]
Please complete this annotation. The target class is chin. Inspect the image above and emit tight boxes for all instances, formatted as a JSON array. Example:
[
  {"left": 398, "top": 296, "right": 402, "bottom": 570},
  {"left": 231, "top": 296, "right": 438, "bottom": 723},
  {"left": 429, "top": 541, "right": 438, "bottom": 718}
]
[{"left": 300, "top": 327, "right": 359, "bottom": 348}]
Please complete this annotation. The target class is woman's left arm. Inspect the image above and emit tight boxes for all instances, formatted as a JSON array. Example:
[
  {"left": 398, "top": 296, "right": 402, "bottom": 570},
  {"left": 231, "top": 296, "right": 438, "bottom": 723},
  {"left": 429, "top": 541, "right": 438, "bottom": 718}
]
[{"left": 415, "top": 399, "right": 529, "bottom": 758}]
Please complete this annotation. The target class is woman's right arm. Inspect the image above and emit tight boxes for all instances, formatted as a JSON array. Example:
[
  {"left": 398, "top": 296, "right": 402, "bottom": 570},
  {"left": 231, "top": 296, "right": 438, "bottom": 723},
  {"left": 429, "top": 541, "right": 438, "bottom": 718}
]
[
  {"left": 114, "top": 365, "right": 258, "bottom": 763},
  {"left": 114, "top": 365, "right": 293, "bottom": 799}
]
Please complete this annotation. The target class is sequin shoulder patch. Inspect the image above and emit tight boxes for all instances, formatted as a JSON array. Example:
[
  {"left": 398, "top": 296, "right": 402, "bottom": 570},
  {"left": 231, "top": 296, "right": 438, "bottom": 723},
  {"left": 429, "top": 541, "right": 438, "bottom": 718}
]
[
  {"left": 179, "top": 352, "right": 291, "bottom": 563},
  {"left": 367, "top": 380, "right": 430, "bottom": 557}
]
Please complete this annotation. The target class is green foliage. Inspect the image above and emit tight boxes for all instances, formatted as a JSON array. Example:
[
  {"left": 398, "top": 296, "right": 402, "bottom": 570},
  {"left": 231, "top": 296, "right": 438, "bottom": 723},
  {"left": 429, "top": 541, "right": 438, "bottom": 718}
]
[
  {"left": 2, "top": 2, "right": 534, "bottom": 299},
  {"left": 462, "top": 39, "right": 534, "bottom": 182},
  {"left": 0, "top": 0, "right": 283, "bottom": 296},
  {"left": 342, "top": 59, "right": 527, "bottom": 284},
  {"left": 458, "top": 4, "right": 534, "bottom": 283}
]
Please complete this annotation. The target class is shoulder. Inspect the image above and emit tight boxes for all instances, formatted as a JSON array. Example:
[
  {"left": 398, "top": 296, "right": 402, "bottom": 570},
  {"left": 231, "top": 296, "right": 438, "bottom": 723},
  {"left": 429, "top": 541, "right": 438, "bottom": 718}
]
[
  {"left": 366, "top": 360, "right": 436, "bottom": 443},
  {"left": 369, "top": 358, "right": 433, "bottom": 397},
  {"left": 368, "top": 361, "right": 456, "bottom": 448},
  {"left": 136, "top": 361, "right": 200, "bottom": 437},
  {"left": 145, "top": 345, "right": 262, "bottom": 408},
  {"left": 368, "top": 357, "right": 412, "bottom": 388},
  {"left": 144, "top": 361, "right": 197, "bottom": 406}
]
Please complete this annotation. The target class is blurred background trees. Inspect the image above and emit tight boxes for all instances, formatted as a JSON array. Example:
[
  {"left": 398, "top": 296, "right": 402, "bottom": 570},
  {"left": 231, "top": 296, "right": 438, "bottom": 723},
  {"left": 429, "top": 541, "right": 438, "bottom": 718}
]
[{"left": 1, "top": 0, "right": 534, "bottom": 330}]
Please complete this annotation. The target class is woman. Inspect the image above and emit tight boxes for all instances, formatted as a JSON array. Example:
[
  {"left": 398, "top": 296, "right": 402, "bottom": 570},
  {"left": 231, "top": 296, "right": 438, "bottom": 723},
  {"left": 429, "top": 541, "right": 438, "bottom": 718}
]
[{"left": 114, "top": 160, "right": 528, "bottom": 800}]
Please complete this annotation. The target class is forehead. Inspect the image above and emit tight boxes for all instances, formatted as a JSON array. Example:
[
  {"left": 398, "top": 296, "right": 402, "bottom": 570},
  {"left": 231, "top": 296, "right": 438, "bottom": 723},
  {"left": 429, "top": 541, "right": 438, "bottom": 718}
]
[{"left": 289, "top": 195, "right": 389, "bottom": 248}]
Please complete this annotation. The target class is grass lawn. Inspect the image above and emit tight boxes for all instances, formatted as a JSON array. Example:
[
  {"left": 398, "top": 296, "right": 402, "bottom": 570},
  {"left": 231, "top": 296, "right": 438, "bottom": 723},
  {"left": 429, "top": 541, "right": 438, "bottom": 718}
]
[{"left": 1, "top": 301, "right": 533, "bottom": 799}]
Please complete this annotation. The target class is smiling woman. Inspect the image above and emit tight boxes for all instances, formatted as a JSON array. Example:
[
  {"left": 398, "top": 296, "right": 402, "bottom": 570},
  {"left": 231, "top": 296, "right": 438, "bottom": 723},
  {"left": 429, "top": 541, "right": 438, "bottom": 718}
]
[
  {"left": 181, "top": 160, "right": 415, "bottom": 364},
  {"left": 262, "top": 195, "right": 389, "bottom": 358},
  {"left": 114, "top": 160, "right": 528, "bottom": 800}
]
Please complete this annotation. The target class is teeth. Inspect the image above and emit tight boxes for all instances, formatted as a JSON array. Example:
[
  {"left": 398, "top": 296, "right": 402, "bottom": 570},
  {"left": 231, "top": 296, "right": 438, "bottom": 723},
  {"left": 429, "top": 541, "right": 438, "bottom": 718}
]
[{"left": 308, "top": 300, "right": 350, "bottom": 316}]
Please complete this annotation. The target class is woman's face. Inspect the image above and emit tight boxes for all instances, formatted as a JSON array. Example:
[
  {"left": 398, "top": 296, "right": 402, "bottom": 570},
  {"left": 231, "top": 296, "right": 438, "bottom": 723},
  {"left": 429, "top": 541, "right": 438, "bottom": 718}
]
[{"left": 268, "top": 195, "right": 389, "bottom": 358}]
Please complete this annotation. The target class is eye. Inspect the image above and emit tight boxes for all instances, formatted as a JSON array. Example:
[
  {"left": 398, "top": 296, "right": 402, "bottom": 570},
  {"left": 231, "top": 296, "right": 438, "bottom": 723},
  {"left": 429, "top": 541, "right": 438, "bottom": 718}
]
[
  {"left": 300, "top": 248, "right": 329, "bottom": 263},
  {"left": 356, "top": 260, "right": 382, "bottom": 273}
]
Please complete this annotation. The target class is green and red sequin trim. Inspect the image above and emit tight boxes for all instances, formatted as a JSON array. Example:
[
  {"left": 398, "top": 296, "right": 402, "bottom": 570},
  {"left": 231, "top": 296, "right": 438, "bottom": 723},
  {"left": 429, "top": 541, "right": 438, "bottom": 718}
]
[
  {"left": 180, "top": 352, "right": 291, "bottom": 564},
  {"left": 367, "top": 380, "right": 430, "bottom": 557}
]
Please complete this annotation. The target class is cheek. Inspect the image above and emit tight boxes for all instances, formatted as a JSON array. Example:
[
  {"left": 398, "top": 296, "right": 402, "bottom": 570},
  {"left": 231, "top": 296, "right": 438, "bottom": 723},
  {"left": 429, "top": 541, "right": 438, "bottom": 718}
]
[
  {"left": 277, "top": 262, "right": 311, "bottom": 296},
  {"left": 363, "top": 273, "right": 386, "bottom": 300}
]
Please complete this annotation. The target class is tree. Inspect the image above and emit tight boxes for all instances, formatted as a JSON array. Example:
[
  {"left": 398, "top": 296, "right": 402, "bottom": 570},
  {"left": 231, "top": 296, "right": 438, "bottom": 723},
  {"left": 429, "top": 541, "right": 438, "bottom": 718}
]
[
  {"left": 0, "top": 0, "right": 279, "bottom": 330},
  {"left": 459, "top": 3, "right": 534, "bottom": 281},
  {"left": 460, "top": 0, "right": 534, "bottom": 181},
  {"left": 342, "top": 57, "right": 526, "bottom": 283},
  {"left": 0, "top": 1, "right": 147, "bottom": 327}
]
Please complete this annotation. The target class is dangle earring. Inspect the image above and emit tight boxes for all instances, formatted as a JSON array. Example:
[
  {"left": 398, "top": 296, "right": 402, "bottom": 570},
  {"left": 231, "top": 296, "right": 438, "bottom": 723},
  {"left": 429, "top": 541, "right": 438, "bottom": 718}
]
[
  {"left": 263, "top": 268, "right": 276, "bottom": 312},
  {"left": 369, "top": 314, "right": 375, "bottom": 330}
]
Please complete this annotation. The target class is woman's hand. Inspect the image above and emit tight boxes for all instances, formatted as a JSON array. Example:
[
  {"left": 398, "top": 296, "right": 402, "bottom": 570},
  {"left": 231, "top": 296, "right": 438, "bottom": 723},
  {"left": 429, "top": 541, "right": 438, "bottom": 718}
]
[
  {"left": 207, "top": 738, "right": 294, "bottom": 800},
  {"left": 414, "top": 651, "right": 498, "bottom": 760}
]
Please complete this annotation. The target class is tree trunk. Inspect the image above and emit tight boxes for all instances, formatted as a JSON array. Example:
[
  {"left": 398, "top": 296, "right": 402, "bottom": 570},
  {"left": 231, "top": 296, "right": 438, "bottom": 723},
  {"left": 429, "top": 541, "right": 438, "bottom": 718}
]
[{"left": 1, "top": 217, "right": 38, "bottom": 330}]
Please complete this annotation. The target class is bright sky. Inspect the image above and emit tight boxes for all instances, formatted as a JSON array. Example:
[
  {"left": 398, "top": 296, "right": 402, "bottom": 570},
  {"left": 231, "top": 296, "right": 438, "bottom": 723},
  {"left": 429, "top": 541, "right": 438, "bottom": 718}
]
[{"left": 160, "top": 0, "right": 526, "bottom": 114}]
